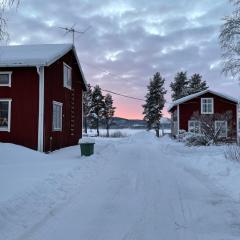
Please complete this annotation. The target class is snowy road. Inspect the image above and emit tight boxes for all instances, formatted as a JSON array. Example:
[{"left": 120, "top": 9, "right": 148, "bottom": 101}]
[{"left": 15, "top": 134, "right": 240, "bottom": 239}]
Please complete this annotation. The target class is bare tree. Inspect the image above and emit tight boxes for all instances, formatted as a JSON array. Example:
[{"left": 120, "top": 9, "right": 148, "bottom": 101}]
[
  {"left": 219, "top": 0, "right": 240, "bottom": 81},
  {"left": 0, "top": 0, "right": 19, "bottom": 41},
  {"left": 190, "top": 111, "right": 233, "bottom": 144}
]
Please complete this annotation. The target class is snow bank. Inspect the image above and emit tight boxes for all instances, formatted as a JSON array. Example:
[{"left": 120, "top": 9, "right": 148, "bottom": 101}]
[
  {"left": 160, "top": 138, "right": 240, "bottom": 201},
  {"left": 0, "top": 140, "right": 114, "bottom": 240}
]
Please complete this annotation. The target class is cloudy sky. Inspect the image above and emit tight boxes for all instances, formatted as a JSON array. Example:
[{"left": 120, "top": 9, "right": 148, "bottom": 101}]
[{"left": 4, "top": 0, "right": 239, "bottom": 119}]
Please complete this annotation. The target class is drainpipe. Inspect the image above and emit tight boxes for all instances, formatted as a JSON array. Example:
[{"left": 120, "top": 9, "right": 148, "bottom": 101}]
[
  {"left": 177, "top": 104, "right": 180, "bottom": 135},
  {"left": 36, "top": 66, "right": 44, "bottom": 152},
  {"left": 237, "top": 101, "right": 240, "bottom": 144}
]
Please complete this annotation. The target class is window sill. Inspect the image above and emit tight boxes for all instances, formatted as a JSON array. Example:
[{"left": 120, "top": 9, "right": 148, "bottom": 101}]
[
  {"left": 53, "top": 129, "right": 62, "bottom": 132},
  {"left": 0, "top": 128, "right": 10, "bottom": 132},
  {"left": 201, "top": 112, "right": 214, "bottom": 115},
  {"left": 0, "top": 84, "right": 11, "bottom": 87}
]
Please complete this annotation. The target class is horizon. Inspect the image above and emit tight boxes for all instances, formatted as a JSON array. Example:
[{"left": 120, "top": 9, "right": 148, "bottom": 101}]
[{"left": 3, "top": 0, "right": 240, "bottom": 119}]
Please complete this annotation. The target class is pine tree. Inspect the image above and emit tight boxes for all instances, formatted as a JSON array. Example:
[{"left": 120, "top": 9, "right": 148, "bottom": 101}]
[
  {"left": 188, "top": 73, "right": 208, "bottom": 94},
  {"left": 102, "top": 94, "right": 116, "bottom": 137},
  {"left": 90, "top": 85, "right": 105, "bottom": 136},
  {"left": 83, "top": 84, "right": 92, "bottom": 134},
  {"left": 143, "top": 72, "right": 167, "bottom": 137},
  {"left": 170, "top": 71, "right": 188, "bottom": 101}
]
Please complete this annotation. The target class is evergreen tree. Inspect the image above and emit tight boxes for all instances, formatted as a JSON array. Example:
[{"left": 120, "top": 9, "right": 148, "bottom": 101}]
[
  {"left": 188, "top": 73, "right": 208, "bottom": 94},
  {"left": 83, "top": 84, "right": 92, "bottom": 134},
  {"left": 102, "top": 94, "right": 116, "bottom": 137},
  {"left": 170, "top": 71, "right": 188, "bottom": 101},
  {"left": 90, "top": 85, "right": 105, "bottom": 136},
  {"left": 143, "top": 72, "right": 167, "bottom": 137}
]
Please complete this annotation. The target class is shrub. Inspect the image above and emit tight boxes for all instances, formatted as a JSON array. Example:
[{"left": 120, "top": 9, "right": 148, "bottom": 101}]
[
  {"left": 185, "top": 134, "right": 209, "bottom": 146},
  {"left": 224, "top": 144, "right": 240, "bottom": 162}
]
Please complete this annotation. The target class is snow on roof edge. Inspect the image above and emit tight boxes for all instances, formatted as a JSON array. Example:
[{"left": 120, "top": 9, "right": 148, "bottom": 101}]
[
  {"left": 0, "top": 44, "right": 87, "bottom": 90},
  {"left": 168, "top": 89, "right": 238, "bottom": 112}
]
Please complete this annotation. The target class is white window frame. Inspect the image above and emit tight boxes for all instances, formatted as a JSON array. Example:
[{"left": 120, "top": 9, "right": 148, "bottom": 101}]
[
  {"left": 63, "top": 62, "right": 72, "bottom": 90},
  {"left": 201, "top": 98, "right": 214, "bottom": 114},
  {"left": 215, "top": 120, "right": 228, "bottom": 138},
  {"left": 0, "top": 72, "right": 12, "bottom": 87},
  {"left": 0, "top": 99, "right": 12, "bottom": 132},
  {"left": 52, "top": 101, "right": 63, "bottom": 131},
  {"left": 188, "top": 120, "right": 201, "bottom": 134}
]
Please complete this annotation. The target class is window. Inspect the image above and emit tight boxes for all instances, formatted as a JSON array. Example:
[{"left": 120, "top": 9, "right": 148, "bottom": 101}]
[
  {"left": 215, "top": 121, "right": 227, "bottom": 138},
  {"left": 188, "top": 120, "right": 200, "bottom": 134},
  {"left": 0, "top": 99, "right": 11, "bottom": 132},
  {"left": 201, "top": 98, "right": 213, "bottom": 114},
  {"left": 52, "top": 101, "right": 62, "bottom": 131},
  {"left": 63, "top": 63, "right": 72, "bottom": 89},
  {"left": 0, "top": 72, "right": 11, "bottom": 87}
]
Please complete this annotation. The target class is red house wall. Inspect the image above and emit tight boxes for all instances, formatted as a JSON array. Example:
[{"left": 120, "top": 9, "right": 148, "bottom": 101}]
[
  {"left": 179, "top": 92, "right": 237, "bottom": 138},
  {"left": 44, "top": 50, "right": 84, "bottom": 152},
  {"left": 0, "top": 67, "right": 39, "bottom": 150}
]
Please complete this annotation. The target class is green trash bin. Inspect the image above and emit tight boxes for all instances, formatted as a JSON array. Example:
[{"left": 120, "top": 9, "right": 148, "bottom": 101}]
[{"left": 79, "top": 138, "right": 95, "bottom": 156}]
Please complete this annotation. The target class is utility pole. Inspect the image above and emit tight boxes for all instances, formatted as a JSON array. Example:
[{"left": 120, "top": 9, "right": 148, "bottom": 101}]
[{"left": 58, "top": 25, "right": 91, "bottom": 45}]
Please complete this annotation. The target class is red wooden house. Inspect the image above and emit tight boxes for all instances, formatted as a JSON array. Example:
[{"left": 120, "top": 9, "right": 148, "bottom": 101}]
[
  {"left": 0, "top": 44, "right": 87, "bottom": 152},
  {"left": 168, "top": 89, "right": 239, "bottom": 141}
]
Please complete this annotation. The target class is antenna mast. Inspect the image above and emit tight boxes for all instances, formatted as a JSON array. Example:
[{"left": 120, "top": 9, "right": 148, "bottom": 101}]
[{"left": 58, "top": 25, "right": 91, "bottom": 45}]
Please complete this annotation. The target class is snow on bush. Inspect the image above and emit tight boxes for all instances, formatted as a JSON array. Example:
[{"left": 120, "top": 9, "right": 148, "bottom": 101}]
[
  {"left": 224, "top": 144, "right": 240, "bottom": 162},
  {"left": 185, "top": 134, "right": 209, "bottom": 146},
  {"left": 177, "top": 130, "right": 209, "bottom": 146}
]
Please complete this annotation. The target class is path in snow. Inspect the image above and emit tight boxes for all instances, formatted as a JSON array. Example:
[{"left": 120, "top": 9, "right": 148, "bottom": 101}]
[{"left": 17, "top": 133, "right": 240, "bottom": 240}]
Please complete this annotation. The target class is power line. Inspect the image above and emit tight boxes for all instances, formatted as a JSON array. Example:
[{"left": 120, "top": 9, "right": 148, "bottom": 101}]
[
  {"left": 81, "top": 61, "right": 171, "bottom": 104},
  {"left": 102, "top": 89, "right": 145, "bottom": 101}
]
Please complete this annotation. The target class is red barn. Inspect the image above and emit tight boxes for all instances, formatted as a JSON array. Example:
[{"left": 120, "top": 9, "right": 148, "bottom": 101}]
[
  {"left": 168, "top": 89, "right": 239, "bottom": 141},
  {"left": 0, "top": 44, "right": 87, "bottom": 152}
]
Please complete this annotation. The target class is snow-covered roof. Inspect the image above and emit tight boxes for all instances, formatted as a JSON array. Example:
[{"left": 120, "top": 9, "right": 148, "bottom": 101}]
[
  {"left": 0, "top": 44, "right": 87, "bottom": 88},
  {"left": 0, "top": 44, "right": 74, "bottom": 66},
  {"left": 168, "top": 89, "right": 238, "bottom": 112}
]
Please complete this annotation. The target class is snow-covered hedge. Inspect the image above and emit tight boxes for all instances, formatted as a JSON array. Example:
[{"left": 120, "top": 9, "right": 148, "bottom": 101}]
[{"left": 177, "top": 130, "right": 209, "bottom": 146}]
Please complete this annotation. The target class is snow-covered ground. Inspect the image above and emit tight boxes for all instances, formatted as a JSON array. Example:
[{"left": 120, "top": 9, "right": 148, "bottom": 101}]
[{"left": 1, "top": 132, "right": 240, "bottom": 239}]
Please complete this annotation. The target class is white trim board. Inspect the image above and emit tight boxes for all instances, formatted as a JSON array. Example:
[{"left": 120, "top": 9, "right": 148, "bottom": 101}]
[{"left": 37, "top": 66, "right": 44, "bottom": 152}]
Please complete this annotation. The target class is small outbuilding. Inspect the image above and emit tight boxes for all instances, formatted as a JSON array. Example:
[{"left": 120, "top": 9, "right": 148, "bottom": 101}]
[
  {"left": 0, "top": 44, "right": 87, "bottom": 152},
  {"left": 168, "top": 89, "right": 239, "bottom": 141}
]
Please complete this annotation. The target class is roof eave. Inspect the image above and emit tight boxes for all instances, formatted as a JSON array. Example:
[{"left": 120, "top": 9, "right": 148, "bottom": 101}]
[{"left": 168, "top": 89, "right": 238, "bottom": 112}]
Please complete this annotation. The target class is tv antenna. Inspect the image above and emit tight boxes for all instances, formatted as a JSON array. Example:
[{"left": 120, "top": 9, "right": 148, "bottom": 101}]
[{"left": 58, "top": 25, "right": 91, "bottom": 44}]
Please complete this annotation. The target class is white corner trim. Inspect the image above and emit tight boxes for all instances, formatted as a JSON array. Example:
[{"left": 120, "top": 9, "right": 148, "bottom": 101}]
[
  {"left": 0, "top": 71, "right": 12, "bottom": 87},
  {"left": 37, "top": 66, "right": 45, "bottom": 152},
  {"left": 237, "top": 104, "right": 239, "bottom": 143},
  {"left": 0, "top": 98, "right": 12, "bottom": 132},
  {"left": 177, "top": 104, "right": 180, "bottom": 134}
]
